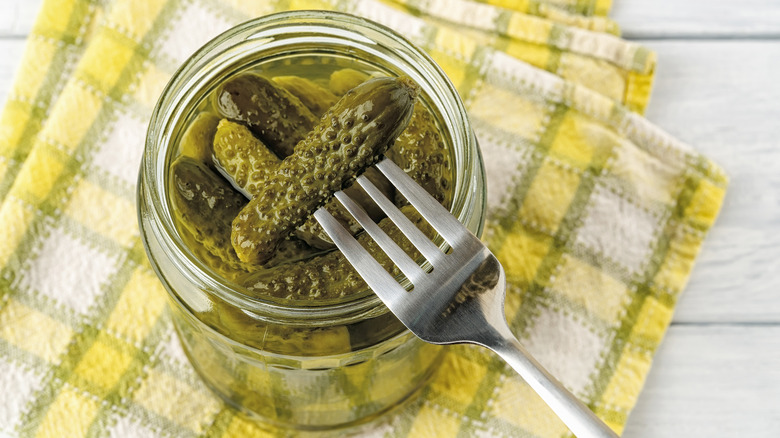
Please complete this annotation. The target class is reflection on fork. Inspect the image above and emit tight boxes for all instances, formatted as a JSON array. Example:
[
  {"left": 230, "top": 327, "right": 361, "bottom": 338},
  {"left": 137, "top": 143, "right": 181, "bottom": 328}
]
[{"left": 314, "top": 157, "right": 619, "bottom": 438}]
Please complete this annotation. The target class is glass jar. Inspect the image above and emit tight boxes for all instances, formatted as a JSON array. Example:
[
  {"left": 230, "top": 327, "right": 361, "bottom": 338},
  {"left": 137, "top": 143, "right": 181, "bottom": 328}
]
[{"left": 138, "top": 10, "right": 486, "bottom": 430}]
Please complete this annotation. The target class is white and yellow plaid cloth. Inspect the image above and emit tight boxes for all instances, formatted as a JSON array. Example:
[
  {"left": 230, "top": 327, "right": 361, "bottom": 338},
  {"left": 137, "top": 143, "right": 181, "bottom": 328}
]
[{"left": 0, "top": 0, "right": 726, "bottom": 436}]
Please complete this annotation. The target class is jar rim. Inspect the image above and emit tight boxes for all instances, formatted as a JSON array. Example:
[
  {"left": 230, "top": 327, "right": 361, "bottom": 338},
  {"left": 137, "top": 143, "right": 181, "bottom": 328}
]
[{"left": 140, "top": 10, "right": 486, "bottom": 323}]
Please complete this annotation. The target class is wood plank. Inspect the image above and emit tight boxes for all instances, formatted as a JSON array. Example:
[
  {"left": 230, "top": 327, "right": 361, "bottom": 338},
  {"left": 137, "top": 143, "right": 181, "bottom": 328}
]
[
  {"left": 640, "top": 41, "right": 780, "bottom": 324},
  {"left": 613, "top": 0, "right": 780, "bottom": 38},
  {"left": 623, "top": 324, "right": 780, "bottom": 436},
  {"left": 0, "top": 0, "right": 42, "bottom": 37},
  {"left": 0, "top": 39, "right": 28, "bottom": 107}
]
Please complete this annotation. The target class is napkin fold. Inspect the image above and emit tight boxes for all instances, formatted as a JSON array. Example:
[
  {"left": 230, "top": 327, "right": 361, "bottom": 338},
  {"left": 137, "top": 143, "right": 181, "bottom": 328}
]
[
  {"left": 392, "top": 0, "right": 621, "bottom": 34},
  {"left": 0, "top": 0, "right": 725, "bottom": 437},
  {"left": 384, "top": 0, "right": 655, "bottom": 114},
  {"left": 483, "top": 0, "right": 614, "bottom": 18}
]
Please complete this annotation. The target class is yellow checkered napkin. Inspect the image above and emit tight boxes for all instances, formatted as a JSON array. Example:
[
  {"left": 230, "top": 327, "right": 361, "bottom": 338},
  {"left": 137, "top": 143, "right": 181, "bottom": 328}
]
[{"left": 0, "top": 0, "right": 725, "bottom": 436}]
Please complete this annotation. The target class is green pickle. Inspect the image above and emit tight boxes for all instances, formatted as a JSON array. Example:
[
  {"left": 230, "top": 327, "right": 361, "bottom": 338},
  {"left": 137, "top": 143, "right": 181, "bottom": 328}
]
[
  {"left": 213, "top": 118, "right": 363, "bottom": 250},
  {"left": 167, "top": 64, "right": 454, "bottom": 427},
  {"left": 212, "top": 119, "right": 278, "bottom": 194},
  {"left": 170, "top": 154, "right": 315, "bottom": 277},
  {"left": 238, "top": 204, "right": 435, "bottom": 300},
  {"left": 199, "top": 293, "right": 352, "bottom": 355},
  {"left": 231, "top": 76, "right": 418, "bottom": 265},
  {"left": 172, "top": 71, "right": 454, "bottom": 297},
  {"left": 215, "top": 72, "right": 317, "bottom": 157},
  {"left": 170, "top": 156, "right": 250, "bottom": 273}
]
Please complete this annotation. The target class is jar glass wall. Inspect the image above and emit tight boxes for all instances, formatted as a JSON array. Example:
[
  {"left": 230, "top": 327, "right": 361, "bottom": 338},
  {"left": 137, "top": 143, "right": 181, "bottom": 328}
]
[{"left": 138, "top": 10, "right": 486, "bottom": 430}]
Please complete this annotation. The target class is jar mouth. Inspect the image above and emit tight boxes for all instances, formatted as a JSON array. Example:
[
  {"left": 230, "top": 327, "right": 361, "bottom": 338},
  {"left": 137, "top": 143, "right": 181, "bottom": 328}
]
[{"left": 140, "top": 10, "right": 486, "bottom": 323}]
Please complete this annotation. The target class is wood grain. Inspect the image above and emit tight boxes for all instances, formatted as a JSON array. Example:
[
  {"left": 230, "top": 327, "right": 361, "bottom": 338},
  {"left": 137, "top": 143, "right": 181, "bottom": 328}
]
[
  {"left": 613, "top": 0, "right": 780, "bottom": 38},
  {"left": 624, "top": 325, "right": 780, "bottom": 437}
]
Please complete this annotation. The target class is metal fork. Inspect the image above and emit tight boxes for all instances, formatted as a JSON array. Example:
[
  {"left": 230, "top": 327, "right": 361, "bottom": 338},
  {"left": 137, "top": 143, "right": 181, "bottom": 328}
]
[{"left": 314, "top": 157, "right": 618, "bottom": 438}]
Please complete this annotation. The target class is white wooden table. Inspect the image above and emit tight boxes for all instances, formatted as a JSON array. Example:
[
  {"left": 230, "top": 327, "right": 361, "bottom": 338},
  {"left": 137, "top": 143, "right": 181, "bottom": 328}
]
[{"left": 2, "top": 0, "right": 779, "bottom": 436}]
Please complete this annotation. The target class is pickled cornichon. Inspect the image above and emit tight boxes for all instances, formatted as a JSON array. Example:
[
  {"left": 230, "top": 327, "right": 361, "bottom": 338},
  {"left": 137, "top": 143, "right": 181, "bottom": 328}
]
[
  {"left": 213, "top": 118, "right": 362, "bottom": 250},
  {"left": 215, "top": 72, "right": 317, "bottom": 158},
  {"left": 238, "top": 205, "right": 435, "bottom": 300},
  {"left": 171, "top": 155, "right": 316, "bottom": 278},
  {"left": 170, "top": 69, "right": 453, "bottom": 300},
  {"left": 212, "top": 119, "right": 278, "bottom": 196},
  {"left": 329, "top": 69, "right": 452, "bottom": 205},
  {"left": 170, "top": 156, "right": 249, "bottom": 272},
  {"left": 231, "top": 76, "right": 419, "bottom": 265}
]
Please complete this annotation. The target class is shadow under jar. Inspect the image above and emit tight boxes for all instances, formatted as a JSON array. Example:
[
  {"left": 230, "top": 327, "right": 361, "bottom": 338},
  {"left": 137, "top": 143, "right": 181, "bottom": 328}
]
[{"left": 138, "top": 10, "right": 486, "bottom": 430}]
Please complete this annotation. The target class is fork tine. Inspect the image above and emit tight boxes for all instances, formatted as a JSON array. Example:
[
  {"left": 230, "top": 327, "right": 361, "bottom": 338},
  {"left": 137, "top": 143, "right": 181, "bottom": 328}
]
[
  {"left": 334, "top": 190, "right": 423, "bottom": 280},
  {"left": 317, "top": 162, "right": 618, "bottom": 438},
  {"left": 355, "top": 172, "right": 443, "bottom": 263},
  {"left": 375, "top": 158, "right": 467, "bottom": 245},
  {"left": 313, "top": 208, "right": 407, "bottom": 297}
]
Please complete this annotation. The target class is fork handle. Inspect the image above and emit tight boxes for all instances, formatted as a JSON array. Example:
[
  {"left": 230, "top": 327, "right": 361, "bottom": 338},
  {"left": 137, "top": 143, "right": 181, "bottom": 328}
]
[{"left": 488, "top": 333, "right": 619, "bottom": 438}]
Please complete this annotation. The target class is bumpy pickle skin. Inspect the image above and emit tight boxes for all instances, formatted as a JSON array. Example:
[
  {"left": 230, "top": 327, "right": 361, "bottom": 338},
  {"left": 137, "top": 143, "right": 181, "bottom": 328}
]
[
  {"left": 179, "top": 112, "right": 220, "bottom": 164},
  {"left": 329, "top": 72, "right": 453, "bottom": 205},
  {"left": 238, "top": 205, "right": 435, "bottom": 300},
  {"left": 174, "top": 139, "right": 314, "bottom": 279},
  {"left": 213, "top": 119, "right": 393, "bottom": 225},
  {"left": 386, "top": 104, "right": 453, "bottom": 205},
  {"left": 212, "top": 119, "right": 363, "bottom": 250},
  {"left": 231, "top": 76, "right": 419, "bottom": 265},
  {"left": 293, "top": 167, "right": 394, "bottom": 248},
  {"left": 215, "top": 73, "right": 318, "bottom": 158},
  {"left": 273, "top": 75, "right": 338, "bottom": 117},
  {"left": 212, "top": 119, "right": 279, "bottom": 197},
  {"left": 170, "top": 156, "right": 251, "bottom": 272}
]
